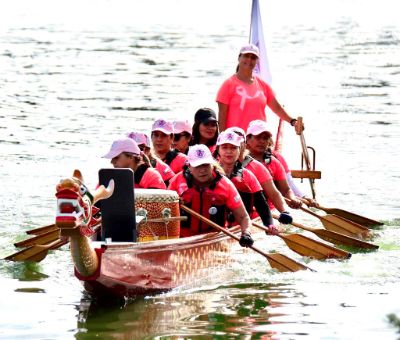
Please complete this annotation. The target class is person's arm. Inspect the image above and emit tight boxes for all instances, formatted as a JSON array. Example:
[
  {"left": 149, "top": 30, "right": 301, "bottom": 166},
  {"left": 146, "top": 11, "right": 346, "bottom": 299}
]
[
  {"left": 267, "top": 97, "right": 304, "bottom": 132},
  {"left": 231, "top": 203, "right": 254, "bottom": 247},
  {"left": 260, "top": 179, "right": 287, "bottom": 213},
  {"left": 253, "top": 191, "right": 273, "bottom": 226},
  {"left": 231, "top": 203, "right": 251, "bottom": 234},
  {"left": 275, "top": 179, "right": 302, "bottom": 209},
  {"left": 217, "top": 102, "right": 228, "bottom": 131}
]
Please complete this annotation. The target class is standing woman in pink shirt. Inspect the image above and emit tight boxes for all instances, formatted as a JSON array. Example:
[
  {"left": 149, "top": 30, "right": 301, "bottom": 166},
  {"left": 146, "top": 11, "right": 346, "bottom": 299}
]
[{"left": 216, "top": 44, "right": 303, "bottom": 132}]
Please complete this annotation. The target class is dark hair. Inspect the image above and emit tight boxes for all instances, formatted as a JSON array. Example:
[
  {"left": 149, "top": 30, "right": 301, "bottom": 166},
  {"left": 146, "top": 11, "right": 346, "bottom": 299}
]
[{"left": 190, "top": 120, "right": 219, "bottom": 147}]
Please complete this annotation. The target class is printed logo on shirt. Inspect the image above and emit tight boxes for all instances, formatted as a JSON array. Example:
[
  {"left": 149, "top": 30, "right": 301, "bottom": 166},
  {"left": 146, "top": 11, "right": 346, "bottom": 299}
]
[
  {"left": 178, "top": 183, "right": 188, "bottom": 195},
  {"left": 235, "top": 86, "right": 263, "bottom": 110}
]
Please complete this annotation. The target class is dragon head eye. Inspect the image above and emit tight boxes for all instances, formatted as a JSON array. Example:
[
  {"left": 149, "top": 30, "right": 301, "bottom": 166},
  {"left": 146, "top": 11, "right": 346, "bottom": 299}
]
[{"left": 79, "top": 185, "right": 87, "bottom": 195}]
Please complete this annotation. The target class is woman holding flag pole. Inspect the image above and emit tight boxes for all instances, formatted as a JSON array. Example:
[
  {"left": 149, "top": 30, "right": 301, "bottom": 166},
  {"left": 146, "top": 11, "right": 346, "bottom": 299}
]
[
  {"left": 216, "top": 0, "right": 304, "bottom": 135},
  {"left": 216, "top": 42, "right": 302, "bottom": 133}
]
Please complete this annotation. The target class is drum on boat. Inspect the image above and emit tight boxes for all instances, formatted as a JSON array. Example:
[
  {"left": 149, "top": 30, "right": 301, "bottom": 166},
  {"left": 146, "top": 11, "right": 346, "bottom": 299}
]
[{"left": 135, "top": 189, "right": 181, "bottom": 242}]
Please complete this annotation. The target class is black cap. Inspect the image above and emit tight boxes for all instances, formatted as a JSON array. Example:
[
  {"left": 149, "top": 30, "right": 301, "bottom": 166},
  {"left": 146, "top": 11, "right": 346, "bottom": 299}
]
[{"left": 194, "top": 108, "right": 217, "bottom": 123}]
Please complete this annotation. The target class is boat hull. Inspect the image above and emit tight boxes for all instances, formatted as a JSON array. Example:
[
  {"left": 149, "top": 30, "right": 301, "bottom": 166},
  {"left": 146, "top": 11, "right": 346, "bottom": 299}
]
[{"left": 76, "top": 227, "right": 243, "bottom": 298}]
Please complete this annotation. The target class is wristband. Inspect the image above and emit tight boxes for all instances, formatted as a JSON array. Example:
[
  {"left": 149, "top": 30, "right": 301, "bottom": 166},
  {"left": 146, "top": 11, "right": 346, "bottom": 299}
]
[{"left": 290, "top": 118, "right": 297, "bottom": 126}]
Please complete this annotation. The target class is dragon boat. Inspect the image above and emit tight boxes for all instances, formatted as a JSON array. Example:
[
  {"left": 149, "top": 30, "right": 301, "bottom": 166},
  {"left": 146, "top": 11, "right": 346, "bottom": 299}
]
[
  {"left": 7, "top": 169, "right": 265, "bottom": 299},
  {"left": 8, "top": 166, "right": 373, "bottom": 299}
]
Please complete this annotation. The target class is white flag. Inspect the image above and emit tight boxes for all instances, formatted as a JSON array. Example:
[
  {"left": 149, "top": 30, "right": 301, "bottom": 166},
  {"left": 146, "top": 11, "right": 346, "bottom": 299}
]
[
  {"left": 249, "top": 0, "right": 272, "bottom": 84},
  {"left": 249, "top": 0, "right": 284, "bottom": 151}
]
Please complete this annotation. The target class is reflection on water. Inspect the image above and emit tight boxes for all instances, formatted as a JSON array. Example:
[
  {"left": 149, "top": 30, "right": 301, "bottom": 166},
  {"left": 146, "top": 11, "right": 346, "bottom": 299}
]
[{"left": 76, "top": 283, "right": 292, "bottom": 338}]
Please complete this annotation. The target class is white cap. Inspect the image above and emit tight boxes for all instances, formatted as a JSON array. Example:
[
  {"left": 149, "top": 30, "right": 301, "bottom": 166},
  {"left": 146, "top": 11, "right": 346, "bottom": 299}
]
[
  {"left": 151, "top": 119, "right": 174, "bottom": 135},
  {"left": 173, "top": 120, "right": 192, "bottom": 134},
  {"left": 246, "top": 119, "right": 271, "bottom": 136},
  {"left": 216, "top": 131, "right": 243, "bottom": 147},
  {"left": 187, "top": 144, "right": 215, "bottom": 167},
  {"left": 103, "top": 138, "right": 140, "bottom": 159},
  {"left": 239, "top": 44, "right": 260, "bottom": 58}
]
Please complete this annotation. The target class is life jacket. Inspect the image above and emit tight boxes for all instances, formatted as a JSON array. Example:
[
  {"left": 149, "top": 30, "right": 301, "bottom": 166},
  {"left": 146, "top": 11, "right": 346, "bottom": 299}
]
[
  {"left": 164, "top": 149, "right": 180, "bottom": 166},
  {"left": 228, "top": 161, "right": 254, "bottom": 221},
  {"left": 150, "top": 150, "right": 179, "bottom": 168},
  {"left": 180, "top": 168, "right": 226, "bottom": 236},
  {"left": 262, "top": 149, "right": 273, "bottom": 165},
  {"left": 242, "top": 154, "right": 254, "bottom": 168},
  {"left": 134, "top": 164, "right": 149, "bottom": 185}
]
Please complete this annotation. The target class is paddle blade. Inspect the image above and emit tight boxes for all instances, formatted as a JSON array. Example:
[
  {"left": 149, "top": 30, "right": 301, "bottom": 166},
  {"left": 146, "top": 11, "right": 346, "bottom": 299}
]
[
  {"left": 26, "top": 224, "right": 58, "bottom": 235},
  {"left": 321, "top": 214, "right": 371, "bottom": 239},
  {"left": 14, "top": 229, "right": 60, "bottom": 248},
  {"left": 265, "top": 253, "right": 313, "bottom": 272},
  {"left": 318, "top": 206, "right": 383, "bottom": 227},
  {"left": 311, "top": 228, "right": 379, "bottom": 250},
  {"left": 279, "top": 234, "right": 351, "bottom": 260},
  {"left": 5, "top": 239, "right": 67, "bottom": 262}
]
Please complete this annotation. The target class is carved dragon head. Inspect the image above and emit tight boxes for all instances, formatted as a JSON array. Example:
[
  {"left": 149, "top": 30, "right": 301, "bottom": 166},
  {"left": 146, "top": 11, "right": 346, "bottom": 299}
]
[{"left": 55, "top": 170, "right": 114, "bottom": 235}]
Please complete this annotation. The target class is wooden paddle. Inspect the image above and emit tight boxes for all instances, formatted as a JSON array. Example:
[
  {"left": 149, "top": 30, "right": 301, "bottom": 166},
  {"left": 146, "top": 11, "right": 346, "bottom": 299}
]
[
  {"left": 285, "top": 198, "right": 371, "bottom": 239},
  {"left": 252, "top": 222, "right": 351, "bottom": 260},
  {"left": 297, "top": 117, "right": 317, "bottom": 199},
  {"left": 5, "top": 221, "right": 101, "bottom": 263},
  {"left": 26, "top": 224, "right": 58, "bottom": 236},
  {"left": 298, "top": 204, "right": 371, "bottom": 239},
  {"left": 271, "top": 213, "right": 378, "bottom": 250},
  {"left": 4, "top": 238, "right": 68, "bottom": 262},
  {"left": 181, "top": 205, "right": 313, "bottom": 273},
  {"left": 14, "top": 229, "right": 60, "bottom": 248},
  {"left": 313, "top": 204, "right": 383, "bottom": 228},
  {"left": 299, "top": 198, "right": 382, "bottom": 229}
]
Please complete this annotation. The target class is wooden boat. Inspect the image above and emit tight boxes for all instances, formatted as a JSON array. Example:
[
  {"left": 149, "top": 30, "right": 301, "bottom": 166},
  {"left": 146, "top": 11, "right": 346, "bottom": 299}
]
[
  {"left": 73, "top": 228, "right": 240, "bottom": 298},
  {"left": 7, "top": 168, "right": 368, "bottom": 299},
  {"left": 6, "top": 169, "right": 255, "bottom": 299}
]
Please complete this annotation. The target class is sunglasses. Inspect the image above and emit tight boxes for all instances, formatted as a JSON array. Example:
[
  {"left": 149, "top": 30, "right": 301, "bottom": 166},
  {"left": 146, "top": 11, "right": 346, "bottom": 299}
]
[
  {"left": 138, "top": 144, "right": 149, "bottom": 151},
  {"left": 174, "top": 133, "right": 186, "bottom": 141}
]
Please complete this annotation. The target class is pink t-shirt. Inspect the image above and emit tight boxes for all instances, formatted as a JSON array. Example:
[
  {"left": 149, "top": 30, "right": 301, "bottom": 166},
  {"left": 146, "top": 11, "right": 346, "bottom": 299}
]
[
  {"left": 135, "top": 168, "right": 166, "bottom": 189},
  {"left": 243, "top": 158, "right": 273, "bottom": 184},
  {"left": 265, "top": 157, "right": 287, "bottom": 181},
  {"left": 242, "top": 168, "right": 263, "bottom": 193},
  {"left": 216, "top": 74, "right": 275, "bottom": 131},
  {"left": 273, "top": 152, "right": 290, "bottom": 174}
]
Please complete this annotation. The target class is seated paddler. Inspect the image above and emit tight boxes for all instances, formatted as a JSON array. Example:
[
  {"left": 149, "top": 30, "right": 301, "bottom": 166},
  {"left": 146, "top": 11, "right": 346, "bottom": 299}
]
[
  {"left": 103, "top": 137, "right": 166, "bottom": 189},
  {"left": 215, "top": 130, "right": 278, "bottom": 235},
  {"left": 168, "top": 144, "right": 254, "bottom": 248}
]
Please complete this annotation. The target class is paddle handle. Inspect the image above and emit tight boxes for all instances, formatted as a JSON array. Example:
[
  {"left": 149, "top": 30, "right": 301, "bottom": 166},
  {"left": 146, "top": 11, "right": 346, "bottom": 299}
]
[
  {"left": 283, "top": 197, "right": 321, "bottom": 219},
  {"left": 299, "top": 205, "right": 321, "bottom": 219},
  {"left": 271, "top": 213, "right": 312, "bottom": 233},
  {"left": 181, "top": 205, "right": 267, "bottom": 259}
]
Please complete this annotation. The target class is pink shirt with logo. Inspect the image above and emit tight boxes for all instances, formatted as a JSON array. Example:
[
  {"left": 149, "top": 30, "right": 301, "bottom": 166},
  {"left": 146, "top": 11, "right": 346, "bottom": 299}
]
[
  {"left": 135, "top": 168, "right": 166, "bottom": 189},
  {"left": 216, "top": 74, "right": 275, "bottom": 131}
]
